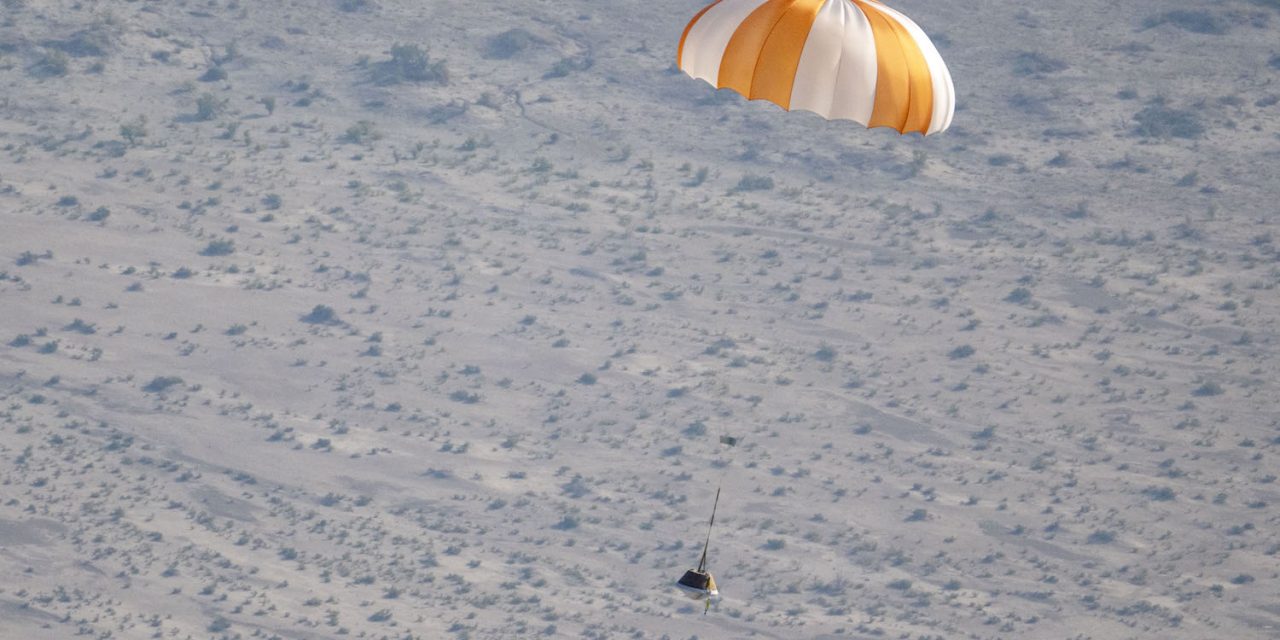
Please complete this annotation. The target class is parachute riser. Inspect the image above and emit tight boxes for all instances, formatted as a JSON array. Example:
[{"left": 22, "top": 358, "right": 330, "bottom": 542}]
[{"left": 696, "top": 486, "right": 721, "bottom": 573}]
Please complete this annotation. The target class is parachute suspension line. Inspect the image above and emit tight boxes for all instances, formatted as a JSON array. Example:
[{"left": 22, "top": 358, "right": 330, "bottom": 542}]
[
  {"left": 696, "top": 484, "right": 721, "bottom": 573},
  {"left": 697, "top": 425, "right": 735, "bottom": 575}
]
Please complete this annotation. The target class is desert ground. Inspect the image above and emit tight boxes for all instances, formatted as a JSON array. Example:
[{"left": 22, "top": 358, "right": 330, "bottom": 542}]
[{"left": 0, "top": 0, "right": 1277, "bottom": 638}]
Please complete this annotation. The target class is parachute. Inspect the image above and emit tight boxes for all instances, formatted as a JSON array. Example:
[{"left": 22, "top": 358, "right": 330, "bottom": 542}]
[{"left": 677, "top": 0, "right": 955, "bottom": 135}]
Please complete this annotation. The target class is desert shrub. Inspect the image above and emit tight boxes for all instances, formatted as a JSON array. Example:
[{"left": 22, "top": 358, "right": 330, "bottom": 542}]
[
  {"left": 682, "top": 421, "right": 707, "bottom": 437},
  {"left": 988, "top": 153, "right": 1015, "bottom": 167},
  {"left": 449, "top": 390, "right": 480, "bottom": 404},
  {"left": 904, "top": 508, "right": 928, "bottom": 522},
  {"left": 485, "top": 28, "right": 541, "bottom": 59},
  {"left": 65, "top": 319, "right": 96, "bottom": 334},
  {"left": 1134, "top": 103, "right": 1204, "bottom": 139},
  {"left": 732, "top": 174, "right": 774, "bottom": 193},
  {"left": 1086, "top": 530, "right": 1115, "bottom": 544},
  {"left": 57, "top": 195, "right": 79, "bottom": 207},
  {"left": 195, "top": 92, "right": 224, "bottom": 121},
  {"left": 426, "top": 99, "right": 469, "bottom": 124},
  {"left": 120, "top": 117, "right": 146, "bottom": 145},
  {"left": 576, "top": 372, "right": 597, "bottom": 385},
  {"left": 301, "top": 305, "right": 340, "bottom": 325},
  {"left": 948, "top": 345, "right": 975, "bottom": 360},
  {"left": 261, "top": 193, "right": 283, "bottom": 209},
  {"left": 143, "top": 376, "right": 184, "bottom": 393},
  {"left": 1012, "top": 51, "right": 1067, "bottom": 76},
  {"left": 95, "top": 140, "right": 127, "bottom": 157},
  {"left": 810, "top": 577, "right": 849, "bottom": 596},
  {"left": 342, "top": 120, "right": 379, "bottom": 144},
  {"left": 371, "top": 44, "right": 446, "bottom": 85},
  {"left": 1171, "top": 220, "right": 1203, "bottom": 241},
  {"left": 814, "top": 343, "right": 837, "bottom": 362},
  {"left": 16, "top": 250, "right": 51, "bottom": 266},
  {"left": 1271, "top": 54, "right": 1280, "bottom": 70},
  {"left": 703, "top": 338, "right": 736, "bottom": 355},
  {"left": 684, "top": 166, "right": 709, "bottom": 187},
  {"left": 1142, "top": 486, "right": 1176, "bottom": 501},
  {"left": 339, "top": 0, "right": 374, "bottom": 11},
  {"left": 1065, "top": 201, "right": 1089, "bottom": 218},
  {"left": 1005, "top": 287, "right": 1033, "bottom": 303},
  {"left": 198, "top": 65, "right": 226, "bottom": 82},
  {"left": 199, "top": 238, "right": 235, "bottom": 256},
  {"left": 559, "top": 475, "right": 593, "bottom": 499},
  {"left": 44, "top": 28, "right": 112, "bottom": 57},
  {"left": 1143, "top": 10, "right": 1228, "bottom": 34},
  {"left": 1192, "top": 380, "right": 1223, "bottom": 396}
]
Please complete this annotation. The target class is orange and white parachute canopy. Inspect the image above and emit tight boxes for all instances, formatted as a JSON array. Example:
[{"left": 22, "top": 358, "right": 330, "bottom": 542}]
[{"left": 677, "top": 0, "right": 955, "bottom": 135}]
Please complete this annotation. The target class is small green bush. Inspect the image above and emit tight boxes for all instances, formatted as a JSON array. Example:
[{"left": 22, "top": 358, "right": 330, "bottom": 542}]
[
  {"left": 195, "top": 93, "right": 225, "bottom": 121},
  {"left": 120, "top": 117, "right": 147, "bottom": 145},
  {"left": 143, "top": 376, "right": 184, "bottom": 393},
  {"left": 342, "top": 120, "right": 379, "bottom": 144},
  {"left": 301, "top": 305, "right": 340, "bottom": 325},
  {"left": 371, "top": 44, "right": 446, "bottom": 85},
  {"left": 1005, "top": 287, "right": 1033, "bottom": 303},
  {"left": 199, "top": 239, "right": 235, "bottom": 256}
]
